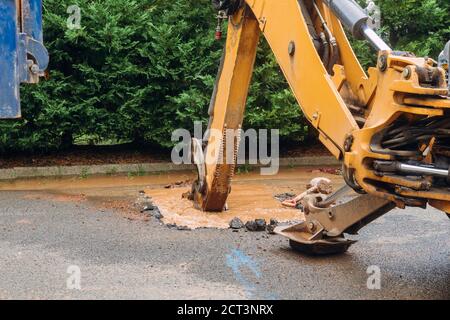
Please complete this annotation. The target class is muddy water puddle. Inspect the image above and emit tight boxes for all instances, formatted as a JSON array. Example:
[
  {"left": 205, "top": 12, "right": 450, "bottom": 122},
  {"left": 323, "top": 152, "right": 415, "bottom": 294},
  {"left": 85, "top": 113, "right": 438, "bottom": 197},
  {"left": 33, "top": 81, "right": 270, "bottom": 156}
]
[
  {"left": 146, "top": 186, "right": 304, "bottom": 229},
  {"left": 0, "top": 173, "right": 195, "bottom": 195},
  {"left": 0, "top": 167, "right": 344, "bottom": 229},
  {"left": 146, "top": 168, "right": 344, "bottom": 229}
]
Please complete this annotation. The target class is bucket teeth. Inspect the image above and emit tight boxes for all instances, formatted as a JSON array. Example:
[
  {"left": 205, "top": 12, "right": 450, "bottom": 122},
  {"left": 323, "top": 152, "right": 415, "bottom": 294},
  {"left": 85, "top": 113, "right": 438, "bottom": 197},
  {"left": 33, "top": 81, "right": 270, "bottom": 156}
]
[{"left": 211, "top": 125, "right": 241, "bottom": 195}]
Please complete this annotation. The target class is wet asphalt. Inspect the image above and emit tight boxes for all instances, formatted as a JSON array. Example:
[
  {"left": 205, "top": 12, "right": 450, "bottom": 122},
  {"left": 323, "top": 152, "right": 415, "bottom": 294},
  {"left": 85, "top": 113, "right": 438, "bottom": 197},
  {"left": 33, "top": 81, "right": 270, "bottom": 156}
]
[{"left": 0, "top": 188, "right": 449, "bottom": 300}]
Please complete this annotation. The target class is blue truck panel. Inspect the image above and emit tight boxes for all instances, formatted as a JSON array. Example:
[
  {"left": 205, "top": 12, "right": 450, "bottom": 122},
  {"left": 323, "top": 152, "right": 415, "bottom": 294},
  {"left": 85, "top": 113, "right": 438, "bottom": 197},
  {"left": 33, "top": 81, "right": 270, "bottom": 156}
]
[
  {"left": 0, "top": 0, "right": 47, "bottom": 119},
  {"left": 22, "top": 0, "right": 44, "bottom": 43},
  {"left": 0, "top": 0, "right": 21, "bottom": 118}
]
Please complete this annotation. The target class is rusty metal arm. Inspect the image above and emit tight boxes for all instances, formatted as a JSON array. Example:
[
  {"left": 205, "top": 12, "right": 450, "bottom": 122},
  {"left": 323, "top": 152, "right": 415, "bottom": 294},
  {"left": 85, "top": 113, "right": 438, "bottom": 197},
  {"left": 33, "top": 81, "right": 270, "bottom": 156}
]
[{"left": 192, "top": 7, "right": 261, "bottom": 211}]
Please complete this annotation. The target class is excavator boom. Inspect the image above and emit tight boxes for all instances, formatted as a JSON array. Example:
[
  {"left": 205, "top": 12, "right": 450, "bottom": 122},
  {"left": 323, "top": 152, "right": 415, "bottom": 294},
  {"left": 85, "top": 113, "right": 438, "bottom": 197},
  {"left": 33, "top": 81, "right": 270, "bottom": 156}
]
[{"left": 191, "top": 0, "right": 449, "bottom": 253}]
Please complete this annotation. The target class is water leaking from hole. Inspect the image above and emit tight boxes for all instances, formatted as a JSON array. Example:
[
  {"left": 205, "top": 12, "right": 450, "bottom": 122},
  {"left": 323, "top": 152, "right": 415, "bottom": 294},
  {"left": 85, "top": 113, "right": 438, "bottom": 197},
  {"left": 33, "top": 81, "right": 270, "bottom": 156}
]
[{"left": 0, "top": 167, "right": 344, "bottom": 229}]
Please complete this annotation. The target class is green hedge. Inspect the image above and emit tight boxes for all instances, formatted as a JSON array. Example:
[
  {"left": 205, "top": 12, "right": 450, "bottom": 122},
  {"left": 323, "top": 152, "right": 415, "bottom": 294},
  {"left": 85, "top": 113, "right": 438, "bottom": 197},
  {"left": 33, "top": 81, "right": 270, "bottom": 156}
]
[
  {"left": 353, "top": 0, "right": 450, "bottom": 69},
  {"left": 0, "top": 0, "right": 448, "bottom": 153}
]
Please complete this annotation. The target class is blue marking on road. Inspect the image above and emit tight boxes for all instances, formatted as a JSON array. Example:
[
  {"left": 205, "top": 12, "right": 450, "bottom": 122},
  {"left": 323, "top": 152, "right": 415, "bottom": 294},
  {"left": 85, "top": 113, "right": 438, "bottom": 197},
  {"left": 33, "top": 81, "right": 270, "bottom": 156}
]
[{"left": 226, "top": 248, "right": 278, "bottom": 299}]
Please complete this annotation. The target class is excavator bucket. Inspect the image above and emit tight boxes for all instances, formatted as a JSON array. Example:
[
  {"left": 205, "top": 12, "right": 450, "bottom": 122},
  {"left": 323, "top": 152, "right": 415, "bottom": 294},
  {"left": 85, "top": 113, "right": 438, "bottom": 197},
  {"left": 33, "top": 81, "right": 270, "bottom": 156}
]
[
  {"left": 275, "top": 185, "right": 395, "bottom": 255},
  {"left": 275, "top": 222, "right": 357, "bottom": 255}
]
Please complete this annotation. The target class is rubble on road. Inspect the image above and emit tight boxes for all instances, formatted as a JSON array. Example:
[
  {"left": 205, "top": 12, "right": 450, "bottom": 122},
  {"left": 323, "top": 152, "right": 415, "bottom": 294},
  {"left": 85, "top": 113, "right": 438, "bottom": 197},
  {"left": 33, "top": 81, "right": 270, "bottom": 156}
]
[
  {"left": 150, "top": 208, "right": 164, "bottom": 220},
  {"left": 164, "top": 179, "right": 193, "bottom": 189},
  {"left": 245, "top": 219, "right": 267, "bottom": 232},
  {"left": 310, "top": 167, "right": 342, "bottom": 175},
  {"left": 167, "top": 223, "right": 191, "bottom": 231},
  {"left": 230, "top": 217, "right": 280, "bottom": 234},
  {"left": 267, "top": 219, "right": 279, "bottom": 234},
  {"left": 229, "top": 217, "right": 244, "bottom": 229},
  {"left": 134, "top": 193, "right": 164, "bottom": 220},
  {"left": 274, "top": 193, "right": 296, "bottom": 202}
]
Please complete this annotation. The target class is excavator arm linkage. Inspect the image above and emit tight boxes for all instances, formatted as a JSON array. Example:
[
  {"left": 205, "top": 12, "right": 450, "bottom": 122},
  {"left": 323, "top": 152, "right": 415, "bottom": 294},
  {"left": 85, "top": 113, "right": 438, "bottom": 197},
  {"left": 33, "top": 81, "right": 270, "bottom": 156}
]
[{"left": 192, "top": 0, "right": 449, "bottom": 253}]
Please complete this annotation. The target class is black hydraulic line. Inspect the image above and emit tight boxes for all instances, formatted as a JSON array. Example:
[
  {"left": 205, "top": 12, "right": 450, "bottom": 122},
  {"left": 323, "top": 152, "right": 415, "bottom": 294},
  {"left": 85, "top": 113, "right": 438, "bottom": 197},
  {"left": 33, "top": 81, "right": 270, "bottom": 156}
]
[
  {"left": 319, "top": 32, "right": 330, "bottom": 70},
  {"left": 298, "top": 0, "right": 323, "bottom": 54},
  {"left": 312, "top": 0, "right": 339, "bottom": 74}
]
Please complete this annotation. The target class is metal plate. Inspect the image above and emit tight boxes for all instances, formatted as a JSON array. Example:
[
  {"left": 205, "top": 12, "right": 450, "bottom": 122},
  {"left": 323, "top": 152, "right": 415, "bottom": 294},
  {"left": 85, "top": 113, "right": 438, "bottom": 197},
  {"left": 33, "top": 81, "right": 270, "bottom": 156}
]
[
  {"left": 275, "top": 224, "right": 357, "bottom": 256},
  {"left": 289, "top": 239, "right": 355, "bottom": 255}
]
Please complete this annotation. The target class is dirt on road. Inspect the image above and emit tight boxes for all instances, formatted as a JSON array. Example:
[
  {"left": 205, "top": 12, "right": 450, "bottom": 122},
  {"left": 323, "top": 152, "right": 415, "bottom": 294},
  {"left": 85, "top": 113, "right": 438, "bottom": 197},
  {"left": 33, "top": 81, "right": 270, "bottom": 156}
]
[{"left": 0, "top": 167, "right": 344, "bottom": 229}]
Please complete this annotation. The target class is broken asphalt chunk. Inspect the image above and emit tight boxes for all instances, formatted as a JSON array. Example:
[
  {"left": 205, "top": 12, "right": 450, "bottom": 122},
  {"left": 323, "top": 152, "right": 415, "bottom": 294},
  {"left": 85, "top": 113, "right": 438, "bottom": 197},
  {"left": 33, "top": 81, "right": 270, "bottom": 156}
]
[
  {"left": 229, "top": 217, "right": 244, "bottom": 229},
  {"left": 267, "top": 218, "right": 279, "bottom": 234},
  {"left": 245, "top": 219, "right": 267, "bottom": 232}
]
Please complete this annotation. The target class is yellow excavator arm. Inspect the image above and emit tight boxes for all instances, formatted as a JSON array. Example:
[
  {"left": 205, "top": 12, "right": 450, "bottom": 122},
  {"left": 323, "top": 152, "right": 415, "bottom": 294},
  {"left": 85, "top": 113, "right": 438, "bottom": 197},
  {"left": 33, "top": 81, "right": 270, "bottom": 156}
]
[{"left": 191, "top": 0, "right": 449, "bottom": 253}]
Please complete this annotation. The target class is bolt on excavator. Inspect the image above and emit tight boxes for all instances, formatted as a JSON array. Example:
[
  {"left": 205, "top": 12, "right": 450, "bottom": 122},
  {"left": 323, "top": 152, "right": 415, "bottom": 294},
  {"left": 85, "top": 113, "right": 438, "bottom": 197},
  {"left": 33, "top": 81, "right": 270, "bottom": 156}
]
[{"left": 190, "top": 0, "right": 450, "bottom": 254}]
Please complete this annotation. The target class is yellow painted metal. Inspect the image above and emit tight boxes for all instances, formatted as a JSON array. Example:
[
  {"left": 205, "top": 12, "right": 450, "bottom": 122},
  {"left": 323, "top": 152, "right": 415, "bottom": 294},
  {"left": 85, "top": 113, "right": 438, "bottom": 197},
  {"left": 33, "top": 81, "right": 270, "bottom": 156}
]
[
  {"left": 402, "top": 96, "right": 450, "bottom": 109},
  {"left": 344, "top": 52, "right": 449, "bottom": 206},
  {"left": 195, "top": 0, "right": 450, "bottom": 215},
  {"left": 197, "top": 7, "right": 261, "bottom": 211},
  {"left": 247, "top": 0, "right": 359, "bottom": 149},
  {"left": 322, "top": 2, "right": 377, "bottom": 105},
  {"left": 429, "top": 200, "right": 450, "bottom": 214}
]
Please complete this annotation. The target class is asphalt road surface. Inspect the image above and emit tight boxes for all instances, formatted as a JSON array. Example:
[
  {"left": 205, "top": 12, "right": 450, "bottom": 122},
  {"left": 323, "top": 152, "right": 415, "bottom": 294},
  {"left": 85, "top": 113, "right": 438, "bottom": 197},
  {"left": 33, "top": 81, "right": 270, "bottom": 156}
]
[{"left": 0, "top": 171, "right": 449, "bottom": 300}]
